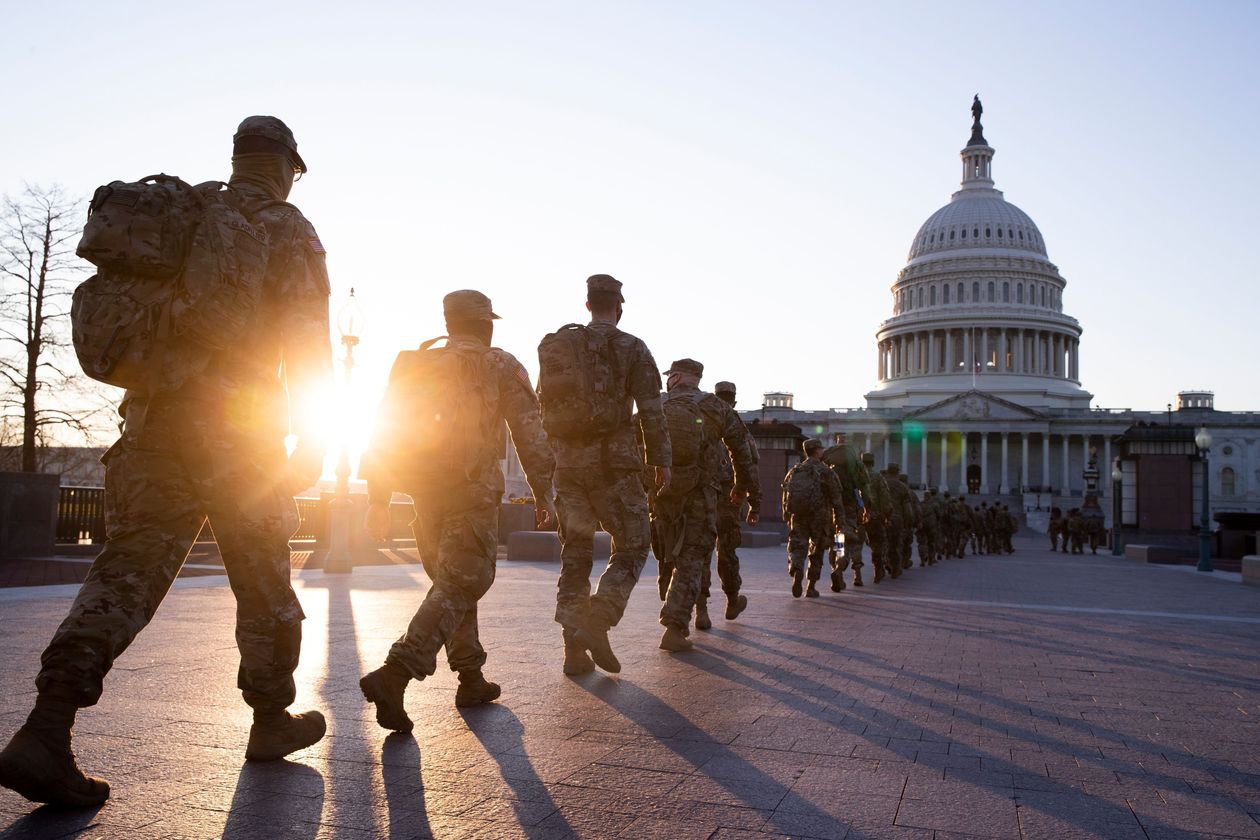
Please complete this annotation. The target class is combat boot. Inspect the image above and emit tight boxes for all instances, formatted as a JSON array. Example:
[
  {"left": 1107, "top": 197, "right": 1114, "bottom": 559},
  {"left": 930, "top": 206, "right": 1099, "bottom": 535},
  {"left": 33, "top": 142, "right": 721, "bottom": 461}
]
[
  {"left": 0, "top": 725, "right": 110, "bottom": 808},
  {"left": 360, "top": 661, "right": 414, "bottom": 733},
  {"left": 695, "top": 597, "right": 712, "bottom": 631},
  {"left": 455, "top": 670, "right": 501, "bottom": 708},
  {"left": 872, "top": 563, "right": 884, "bottom": 584},
  {"left": 245, "top": 709, "right": 327, "bottom": 761},
  {"left": 725, "top": 594, "right": 748, "bottom": 620},
  {"left": 830, "top": 569, "right": 846, "bottom": 592},
  {"left": 577, "top": 616, "right": 621, "bottom": 673},
  {"left": 805, "top": 580, "right": 820, "bottom": 598},
  {"left": 852, "top": 567, "right": 864, "bottom": 587},
  {"left": 659, "top": 624, "right": 694, "bottom": 652},
  {"left": 791, "top": 567, "right": 804, "bottom": 598},
  {"left": 562, "top": 628, "right": 594, "bottom": 675}
]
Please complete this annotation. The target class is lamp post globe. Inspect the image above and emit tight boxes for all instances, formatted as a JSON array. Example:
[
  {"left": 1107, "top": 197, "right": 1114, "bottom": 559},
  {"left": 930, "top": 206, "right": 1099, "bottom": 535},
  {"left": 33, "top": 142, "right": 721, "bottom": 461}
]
[{"left": 1194, "top": 427, "right": 1213, "bottom": 572}]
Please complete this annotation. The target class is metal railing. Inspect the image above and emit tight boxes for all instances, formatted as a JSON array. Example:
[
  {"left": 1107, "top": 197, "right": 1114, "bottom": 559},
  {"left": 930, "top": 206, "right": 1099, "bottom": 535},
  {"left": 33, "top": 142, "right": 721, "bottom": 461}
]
[{"left": 57, "top": 487, "right": 106, "bottom": 544}]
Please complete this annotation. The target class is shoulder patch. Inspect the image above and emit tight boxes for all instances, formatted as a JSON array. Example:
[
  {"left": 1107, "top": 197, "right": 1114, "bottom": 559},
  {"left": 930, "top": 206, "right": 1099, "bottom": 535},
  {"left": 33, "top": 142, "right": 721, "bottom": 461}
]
[{"left": 307, "top": 237, "right": 326, "bottom": 254}]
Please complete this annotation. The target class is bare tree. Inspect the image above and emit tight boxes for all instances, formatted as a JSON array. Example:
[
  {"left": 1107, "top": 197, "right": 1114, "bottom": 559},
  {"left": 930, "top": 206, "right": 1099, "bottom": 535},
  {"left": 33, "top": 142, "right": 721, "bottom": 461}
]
[{"left": 0, "top": 184, "right": 114, "bottom": 473}]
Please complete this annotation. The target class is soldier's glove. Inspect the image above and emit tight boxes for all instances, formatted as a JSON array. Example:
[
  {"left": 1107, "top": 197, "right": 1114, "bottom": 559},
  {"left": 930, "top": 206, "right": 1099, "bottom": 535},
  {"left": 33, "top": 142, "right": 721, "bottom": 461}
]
[{"left": 283, "top": 440, "right": 325, "bottom": 496}]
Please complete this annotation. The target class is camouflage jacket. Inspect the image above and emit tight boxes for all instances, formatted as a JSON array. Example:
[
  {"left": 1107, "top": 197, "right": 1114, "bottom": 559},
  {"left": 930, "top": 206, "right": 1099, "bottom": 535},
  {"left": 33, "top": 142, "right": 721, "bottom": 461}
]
[
  {"left": 545, "top": 321, "right": 671, "bottom": 472},
  {"left": 666, "top": 384, "right": 757, "bottom": 498},
  {"left": 364, "top": 336, "right": 555, "bottom": 504},
  {"left": 865, "top": 470, "right": 893, "bottom": 523},
  {"left": 781, "top": 457, "right": 845, "bottom": 524},
  {"left": 822, "top": 444, "right": 870, "bottom": 520},
  {"left": 713, "top": 408, "right": 761, "bottom": 506},
  {"left": 125, "top": 181, "right": 332, "bottom": 447}
]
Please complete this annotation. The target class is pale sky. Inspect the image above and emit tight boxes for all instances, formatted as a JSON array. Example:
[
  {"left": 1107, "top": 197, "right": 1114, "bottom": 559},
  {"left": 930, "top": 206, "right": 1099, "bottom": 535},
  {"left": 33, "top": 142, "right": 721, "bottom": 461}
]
[{"left": 5, "top": 0, "right": 1258, "bottom": 459}]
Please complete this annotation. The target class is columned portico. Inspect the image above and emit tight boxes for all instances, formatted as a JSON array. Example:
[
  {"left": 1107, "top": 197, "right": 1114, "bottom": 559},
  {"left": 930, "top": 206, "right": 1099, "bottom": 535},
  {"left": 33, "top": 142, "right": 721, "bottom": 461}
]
[
  {"left": 999, "top": 432, "right": 1010, "bottom": 493},
  {"left": 980, "top": 433, "right": 989, "bottom": 494}
]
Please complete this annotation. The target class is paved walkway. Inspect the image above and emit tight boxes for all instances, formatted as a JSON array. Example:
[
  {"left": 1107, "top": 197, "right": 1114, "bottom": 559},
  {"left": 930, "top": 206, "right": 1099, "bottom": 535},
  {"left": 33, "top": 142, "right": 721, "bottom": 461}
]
[{"left": 1, "top": 538, "right": 1258, "bottom": 839}]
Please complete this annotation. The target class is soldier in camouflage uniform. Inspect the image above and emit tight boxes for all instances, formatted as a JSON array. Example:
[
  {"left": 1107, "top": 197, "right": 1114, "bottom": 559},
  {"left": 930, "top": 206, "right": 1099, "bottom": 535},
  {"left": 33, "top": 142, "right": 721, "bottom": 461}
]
[
  {"left": 782, "top": 439, "right": 846, "bottom": 597},
  {"left": 357, "top": 291, "right": 557, "bottom": 733},
  {"left": 861, "top": 452, "right": 893, "bottom": 582},
  {"left": 653, "top": 361, "right": 757, "bottom": 651},
  {"left": 822, "top": 434, "right": 870, "bottom": 591},
  {"left": 919, "top": 488, "right": 942, "bottom": 565},
  {"left": 541, "top": 275, "right": 671, "bottom": 675},
  {"left": 899, "top": 473, "right": 922, "bottom": 570},
  {"left": 694, "top": 381, "right": 761, "bottom": 630},
  {"left": 881, "top": 465, "right": 910, "bottom": 578},
  {"left": 0, "top": 117, "right": 331, "bottom": 809}
]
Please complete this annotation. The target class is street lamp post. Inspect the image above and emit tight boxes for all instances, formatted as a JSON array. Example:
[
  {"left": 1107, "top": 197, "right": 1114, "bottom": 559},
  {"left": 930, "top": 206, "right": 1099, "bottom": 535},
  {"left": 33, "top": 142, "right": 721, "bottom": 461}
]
[
  {"left": 1111, "top": 458, "right": 1123, "bottom": 556},
  {"left": 325, "top": 289, "right": 364, "bottom": 575},
  {"left": 1194, "top": 427, "right": 1213, "bottom": 572}
]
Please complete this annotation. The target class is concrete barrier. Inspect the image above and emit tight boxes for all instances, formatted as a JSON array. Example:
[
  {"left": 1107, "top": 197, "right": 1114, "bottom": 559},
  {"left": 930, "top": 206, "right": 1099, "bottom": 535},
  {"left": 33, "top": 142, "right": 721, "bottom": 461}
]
[
  {"left": 740, "top": 530, "right": 783, "bottom": 547},
  {"left": 0, "top": 472, "right": 60, "bottom": 560},
  {"left": 1243, "top": 555, "right": 1260, "bottom": 586},
  {"left": 1125, "top": 544, "right": 1190, "bottom": 565}
]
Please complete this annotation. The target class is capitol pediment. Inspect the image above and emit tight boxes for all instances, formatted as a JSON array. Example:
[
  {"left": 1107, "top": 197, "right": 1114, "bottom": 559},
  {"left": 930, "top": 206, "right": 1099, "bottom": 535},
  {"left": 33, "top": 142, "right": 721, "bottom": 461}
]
[{"left": 907, "top": 390, "right": 1046, "bottom": 422}]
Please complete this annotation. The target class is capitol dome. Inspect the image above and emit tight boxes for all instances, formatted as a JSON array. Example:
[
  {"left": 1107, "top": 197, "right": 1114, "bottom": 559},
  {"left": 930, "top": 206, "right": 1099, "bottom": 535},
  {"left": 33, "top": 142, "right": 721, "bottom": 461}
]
[{"left": 865, "top": 98, "right": 1092, "bottom": 412}]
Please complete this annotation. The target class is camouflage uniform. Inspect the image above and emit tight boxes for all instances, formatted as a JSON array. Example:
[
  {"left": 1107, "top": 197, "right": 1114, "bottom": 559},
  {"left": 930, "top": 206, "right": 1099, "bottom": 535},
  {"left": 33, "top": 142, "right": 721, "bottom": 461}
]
[
  {"left": 702, "top": 382, "right": 761, "bottom": 608},
  {"left": 821, "top": 442, "right": 867, "bottom": 587},
  {"left": 34, "top": 133, "right": 331, "bottom": 717},
  {"left": 1048, "top": 508, "right": 1065, "bottom": 551},
  {"left": 898, "top": 473, "right": 921, "bottom": 569},
  {"left": 782, "top": 443, "right": 845, "bottom": 588},
  {"left": 863, "top": 454, "right": 894, "bottom": 581},
  {"left": 653, "top": 368, "right": 756, "bottom": 633},
  {"left": 919, "top": 489, "right": 942, "bottom": 565},
  {"left": 362, "top": 297, "right": 555, "bottom": 682},
  {"left": 1067, "top": 509, "right": 1084, "bottom": 554},
  {"left": 882, "top": 465, "right": 911, "bottom": 578},
  {"left": 544, "top": 278, "right": 671, "bottom": 636}
]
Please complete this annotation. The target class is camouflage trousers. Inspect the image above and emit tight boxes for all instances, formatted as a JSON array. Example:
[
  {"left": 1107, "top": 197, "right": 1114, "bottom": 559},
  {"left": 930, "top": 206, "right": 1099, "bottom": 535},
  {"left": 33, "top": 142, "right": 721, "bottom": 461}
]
[
  {"left": 918, "top": 526, "right": 939, "bottom": 563},
  {"left": 700, "top": 484, "right": 743, "bottom": 599},
  {"left": 554, "top": 468, "right": 651, "bottom": 630},
  {"left": 833, "top": 522, "right": 867, "bottom": 573},
  {"left": 787, "top": 514, "right": 832, "bottom": 581},
  {"left": 36, "top": 434, "right": 303, "bottom": 713},
  {"left": 653, "top": 485, "right": 716, "bottom": 630},
  {"left": 387, "top": 490, "right": 498, "bottom": 679}
]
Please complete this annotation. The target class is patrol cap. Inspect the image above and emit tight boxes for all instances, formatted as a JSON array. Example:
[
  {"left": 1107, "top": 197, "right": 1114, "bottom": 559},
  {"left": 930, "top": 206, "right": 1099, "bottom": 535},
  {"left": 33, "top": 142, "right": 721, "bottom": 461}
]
[
  {"left": 802, "top": 438, "right": 823, "bottom": 454},
  {"left": 586, "top": 274, "right": 624, "bottom": 302},
  {"left": 860, "top": 451, "right": 875, "bottom": 466},
  {"left": 443, "top": 289, "right": 500, "bottom": 322},
  {"left": 234, "top": 115, "right": 307, "bottom": 173},
  {"left": 666, "top": 358, "right": 704, "bottom": 377},
  {"left": 885, "top": 463, "right": 900, "bottom": 474},
  {"left": 714, "top": 381, "right": 736, "bottom": 395}
]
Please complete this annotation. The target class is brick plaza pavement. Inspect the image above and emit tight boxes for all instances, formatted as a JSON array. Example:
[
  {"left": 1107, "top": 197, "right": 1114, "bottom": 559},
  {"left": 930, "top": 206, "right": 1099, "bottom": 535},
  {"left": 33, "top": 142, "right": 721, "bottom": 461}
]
[{"left": 1, "top": 537, "right": 1258, "bottom": 839}]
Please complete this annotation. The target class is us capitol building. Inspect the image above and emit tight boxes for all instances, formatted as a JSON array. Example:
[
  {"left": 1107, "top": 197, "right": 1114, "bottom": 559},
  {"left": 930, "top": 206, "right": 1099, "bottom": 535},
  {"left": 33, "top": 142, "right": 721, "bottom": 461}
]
[{"left": 748, "top": 100, "right": 1260, "bottom": 535}]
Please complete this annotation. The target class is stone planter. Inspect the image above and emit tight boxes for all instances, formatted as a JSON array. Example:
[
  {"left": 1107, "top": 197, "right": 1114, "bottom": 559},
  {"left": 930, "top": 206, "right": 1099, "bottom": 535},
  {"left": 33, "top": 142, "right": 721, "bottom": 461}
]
[{"left": 0, "top": 472, "right": 61, "bottom": 560}]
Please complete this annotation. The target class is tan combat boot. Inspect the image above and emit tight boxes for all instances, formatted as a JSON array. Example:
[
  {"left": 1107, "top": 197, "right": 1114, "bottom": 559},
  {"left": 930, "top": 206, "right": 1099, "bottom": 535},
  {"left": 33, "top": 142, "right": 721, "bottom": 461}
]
[
  {"left": 659, "top": 624, "right": 694, "bottom": 652},
  {"left": 455, "top": 670, "right": 501, "bottom": 708},
  {"left": 360, "top": 662, "right": 414, "bottom": 733},
  {"left": 695, "top": 597, "right": 712, "bottom": 631},
  {"left": 245, "top": 709, "right": 327, "bottom": 761},
  {"left": 0, "top": 726, "right": 110, "bottom": 808},
  {"left": 577, "top": 617, "right": 621, "bottom": 673},
  {"left": 724, "top": 594, "right": 748, "bottom": 620},
  {"left": 562, "top": 628, "right": 595, "bottom": 675}
]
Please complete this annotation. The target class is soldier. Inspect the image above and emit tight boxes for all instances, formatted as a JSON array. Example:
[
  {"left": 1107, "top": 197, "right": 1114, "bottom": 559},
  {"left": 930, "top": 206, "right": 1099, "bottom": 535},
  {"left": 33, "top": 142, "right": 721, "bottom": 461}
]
[
  {"left": 1001, "top": 504, "right": 1017, "bottom": 553},
  {"left": 919, "top": 488, "right": 942, "bottom": 565},
  {"left": 695, "top": 381, "right": 761, "bottom": 629},
  {"left": 1048, "top": 507, "right": 1065, "bottom": 551},
  {"left": 882, "top": 465, "right": 911, "bottom": 577},
  {"left": 0, "top": 116, "right": 332, "bottom": 808},
  {"left": 653, "top": 362, "right": 757, "bottom": 650},
  {"left": 899, "top": 473, "right": 922, "bottom": 569},
  {"left": 537, "top": 275, "right": 671, "bottom": 675},
  {"left": 782, "top": 439, "right": 846, "bottom": 597},
  {"left": 862, "top": 452, "right": 894, "bottom": 582},
  {"left": 822, "top": 433, "right": 869, "bottom": 591},
  {"left": 357, "top": 290, "right": 558, "bottom": 733},
  {"left": 1084, "top": 510, "right": 1105, "bottom": 554},
  {"left": 954, "top": 495, "right": 971, "bottom": 558},
  {"left": 1067, "top": 508, "right": 1085, "bottom": 554}
]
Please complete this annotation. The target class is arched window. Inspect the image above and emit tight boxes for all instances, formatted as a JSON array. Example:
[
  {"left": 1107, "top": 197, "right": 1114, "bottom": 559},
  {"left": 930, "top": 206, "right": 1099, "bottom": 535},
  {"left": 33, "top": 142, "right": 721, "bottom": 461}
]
[
  {"left": 972, "top": 281, "right": 980, "bottom": 301},
  {"left": 1017, "top": 283, "right": 1024, "bottom": 303},
  {"left": 957, "top": 282, "right": 964, "bottom": 302},
  {"left": 997, "top": 228, "right": 1003, "bottom": 238},
  {"left": 973, "top": 228, "right": 979, "bottom": 238},
  {"left": 1041, "top": 286, "right": 1047, "bottom": 306},
  {"left": 930, "top": 286, "right": 937, "bottom": 305},
  {"left": 950, "top": 230, "right": 956, "bottom": 240},
  {"left": 1018, "top": 230, "right": 1024, "bottom": 240},
  {"left": 943, "top": 284, "right": 950, "bottom": 304},
  {"left": 1222, "top": 467, "right": 1236, "bottom": 495},
  {"left": 985, "top": 227, "right": 991, "bottom": 238},
  {"left": 918, "top": 287, "right": 924, "bottom": 307},
  {"left": 961, "top": 228, "right": 967, "bottom": 239},
  {"left": 988, "top": 281, "right": 995, "bottom": 301}
]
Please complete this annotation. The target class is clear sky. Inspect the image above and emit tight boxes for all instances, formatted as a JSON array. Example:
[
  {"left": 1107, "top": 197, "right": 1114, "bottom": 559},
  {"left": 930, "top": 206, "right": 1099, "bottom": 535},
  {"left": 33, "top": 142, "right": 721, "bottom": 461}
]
[{"left": 5, "top": 0, "right": 1258, "bottom": 458}]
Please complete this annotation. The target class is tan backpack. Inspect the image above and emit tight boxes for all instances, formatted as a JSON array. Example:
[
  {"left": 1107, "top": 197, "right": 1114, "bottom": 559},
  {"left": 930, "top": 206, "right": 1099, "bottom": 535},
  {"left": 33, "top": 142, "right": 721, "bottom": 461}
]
[{"left": 71, "top": 174, "right": 272, "bottom": 393}]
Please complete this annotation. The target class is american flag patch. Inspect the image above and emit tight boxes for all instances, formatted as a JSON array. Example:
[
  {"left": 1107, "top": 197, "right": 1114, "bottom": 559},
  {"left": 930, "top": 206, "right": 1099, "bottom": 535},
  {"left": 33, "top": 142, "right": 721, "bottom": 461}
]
[{"left": 308, "top": 238, "right": 326, "bottom": 254}]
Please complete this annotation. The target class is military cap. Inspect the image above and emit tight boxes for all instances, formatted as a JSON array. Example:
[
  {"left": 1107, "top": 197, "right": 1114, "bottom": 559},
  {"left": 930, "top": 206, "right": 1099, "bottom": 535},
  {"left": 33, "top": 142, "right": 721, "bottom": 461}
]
[
  {"left": 860, "top": 451, "right": 875, "bottom": 466},
  {"left": 443, "top": 289, "right": 500, "bottom": 321},
  {"left": 714, "top": 381, "right": 736, "bottom": 395},
  {"left": 666, "top": 358, "right": 704, "bottom": 377},
  {"left": 885, "top": 463, "right": 900, "bottom": 474},
  {"left": 234, "top": 115, "right": 307, "bottom": 173},
  {"left": 586, "top": 274, "right": 624, "bottom": 302},
  {"left": 802, "top": 438, "right": 823, "bottom": 454}
]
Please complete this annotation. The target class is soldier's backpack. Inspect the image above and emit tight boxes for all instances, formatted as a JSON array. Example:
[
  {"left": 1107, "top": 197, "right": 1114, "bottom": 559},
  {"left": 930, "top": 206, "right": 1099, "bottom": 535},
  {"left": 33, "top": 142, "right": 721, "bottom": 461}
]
[
  {"left": 658, "top": 391, "right": 708, "bottom": 496},
  {"left": 366, "top": 338, "right": 499, "bottom": 492},
  {"left": 784, "top": 462, "right": 824, "bottom": 516},
  {"left": 71, "top": 174, "right": 272, "bottom": 394},
  {"left": 537, "top": 324, "right": 626, "bottom": 441}
]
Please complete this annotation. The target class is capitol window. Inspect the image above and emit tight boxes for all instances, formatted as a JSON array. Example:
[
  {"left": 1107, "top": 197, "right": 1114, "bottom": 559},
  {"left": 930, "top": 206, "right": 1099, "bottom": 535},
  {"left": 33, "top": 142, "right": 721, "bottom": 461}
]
[
  {"left": 997, "top": 228, "right": 1003, "bottom": 238},
  {"left": 943, "top": 285, "right": 950, "bottom": 303},
  {"left": 973, "top": 228, "right": 979, "bottom": 238},
  {"left": 950, "top": 230, "right": 956, "bottom": 240},
  {"left": 1221, "top": 467, "right": 1236, "bottom": 495},
  {"left": 931, "top": 286, "right": 937, "bottom": 304},
  {"left": 1018, "top": 230, "right": 1024, "bottom": 240},
  {"left": 957, "top": 282, "right": 964, "bottom": 302},
  {"left": 1003, "top": 281, "right": 1010, "bottom": 302},
  {"left": 918, "top": 288, "right": 924, "bottom": 307},
  {"left": 972, "top": 281, "right": 980, "bottom": 301},
  {"left": 985, "top": 228, "right": 991, "bottom": 237},
  {"left": 1017, "top": 284, "right": 1024, "bottom": 303},
  {"left": 961, "top": 229, "right": 967, "bottom": 239},
  {"left": 988, "top": 281, "right": 995, "bottom": 301}
]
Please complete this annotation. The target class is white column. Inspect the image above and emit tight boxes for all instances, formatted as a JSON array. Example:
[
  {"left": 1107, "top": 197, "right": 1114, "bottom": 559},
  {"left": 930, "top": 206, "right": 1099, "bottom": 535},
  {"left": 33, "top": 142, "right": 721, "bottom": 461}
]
[
  {"left": 959, "top": 432, "right": 969, "bottom": 495},
  {"left": 945, "top": 329, "right": 954, "bottom": 372},
  {"left": 980, "top": 432, "right": 990, "bottom": 494},
  {"left": 963, "top": 329, "right": 972, "bottom": 373},
  {"left": 940, "top": 431, "right": 949, "bottom": 493},
  {"left": 999, "top": 329, "right": 1008, "bottom": 372},
  {"left": 929, "top": 331, "right": 938, "bottom": 373},
  {"left": 901, "top": 433, "right": 909, "bottom": 472},
  {"left": 864, "top": 433, "right": 872, "bottom": 456},
  {"left": 1021, "top": 434, "right": 1030, "bottom": 492},
  {"left": 1062, "top": 433, "right": 1071, "bottom": 494},
  {"left": 1016, "top": 329, "right": 1024, "bottom": 372},
  {"left": 999, "top": 432, "right": 1010, "bottom": 494},
  {"left": 883, "top": 436, "right": 890, "bottom": 468},
  {"left": 920, "top": 434, "right": 928, "bottom": 488},
  {"left": 1102, "top": 436, "right": 1111, "bottom": 497},
  {"left": 1042, "top": 435, "right": 1051, "bottom": 492},
  {"left": 981, "top": 327, "right": 989, "bottom": 371}
]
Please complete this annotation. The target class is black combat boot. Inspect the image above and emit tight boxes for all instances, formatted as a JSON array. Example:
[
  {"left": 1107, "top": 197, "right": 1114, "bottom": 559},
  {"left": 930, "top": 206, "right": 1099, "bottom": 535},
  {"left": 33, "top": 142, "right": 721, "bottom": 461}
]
[
  {"left": 455, "top": 669, "right": 501, "bottom": 707},
  {"left": 791, "top": 567, "right": 804, "bottom": 598},
  {"left": 853, "top": 567, "right": 864, "bottom": 587},
  {"left": 830, "top": 569, "right": 846, "bottom": 592},
  {"left": 805, "top": 580, "right": 820, "bottom": 598}
]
